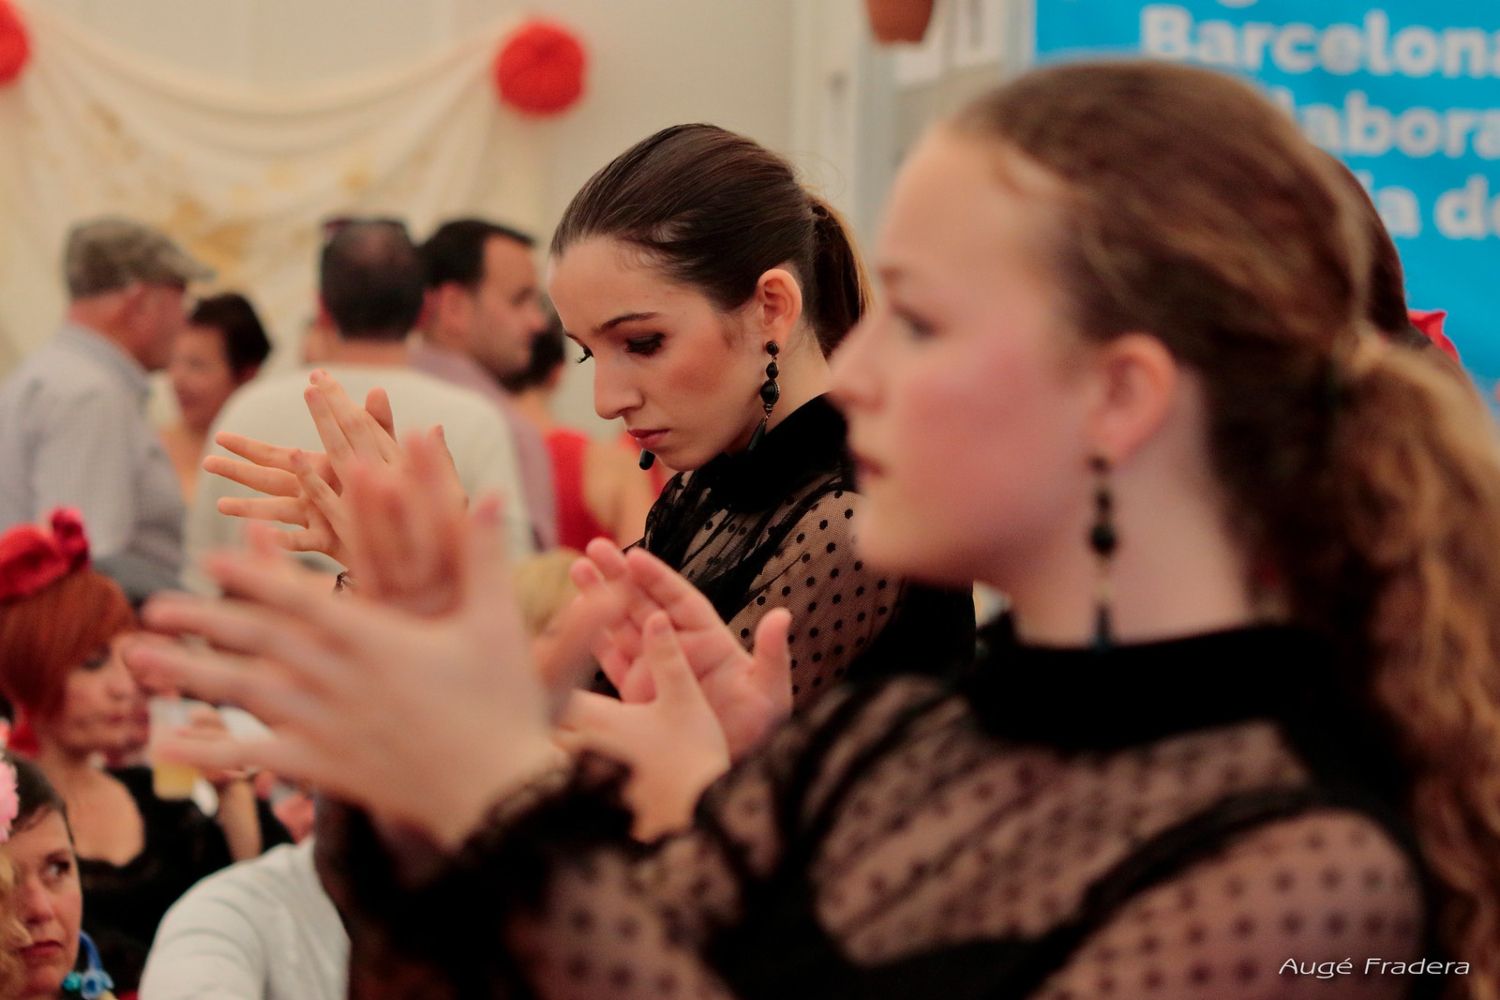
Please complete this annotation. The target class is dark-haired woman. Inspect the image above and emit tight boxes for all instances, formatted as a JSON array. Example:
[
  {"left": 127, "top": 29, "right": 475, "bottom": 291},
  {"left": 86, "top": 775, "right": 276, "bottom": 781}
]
[
  {"left": 160, "top": 293, "right": 271, "bottom": 501},
  {"left": 502, "top": 324, "right": 660, "bottom": 551},
  {"left": 213, "top": 124, "right": 975, "bottom": 709},
  {"left": 2, "top": 752, "right": 118, "bottom": 999},
  {"left": 543, "top": 123, "right": 973, "bottom": 703}
]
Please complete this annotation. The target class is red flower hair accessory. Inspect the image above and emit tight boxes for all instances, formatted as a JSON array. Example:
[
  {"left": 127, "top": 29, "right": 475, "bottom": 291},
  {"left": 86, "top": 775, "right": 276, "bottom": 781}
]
[
  {"left": 0, "top": 508, "right": 91, "bottom": 604},
  {"left": 1409, "top": 309, "right": 1459, "bottom": 364}
]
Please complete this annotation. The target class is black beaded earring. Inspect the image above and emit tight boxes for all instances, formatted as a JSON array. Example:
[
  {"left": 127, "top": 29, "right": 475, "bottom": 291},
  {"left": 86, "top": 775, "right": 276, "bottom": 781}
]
[
  {"left": 1088, "top": 455, "right": 1118, "bottom": 653},
  {"left": 747, "top": 341, "right": 781, "bottom": 451},
  {"left": 638, "top": 449, "right": 656, "bottom": 470}
]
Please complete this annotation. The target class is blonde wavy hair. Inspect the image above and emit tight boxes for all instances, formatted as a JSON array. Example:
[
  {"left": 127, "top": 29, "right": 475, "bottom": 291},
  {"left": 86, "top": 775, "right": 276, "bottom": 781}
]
[{"left": 953, "top": 62, "right": 1500, "bottom": 997}]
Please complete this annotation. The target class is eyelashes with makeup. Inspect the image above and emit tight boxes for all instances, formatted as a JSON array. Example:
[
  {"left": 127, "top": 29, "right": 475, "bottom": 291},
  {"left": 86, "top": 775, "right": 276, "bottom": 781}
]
[
  {"left": 626, "top": 334, "right": 665, "bottom": 356},
  {"left": 575, "top": 334, "right": 665, "bottom": 364}
]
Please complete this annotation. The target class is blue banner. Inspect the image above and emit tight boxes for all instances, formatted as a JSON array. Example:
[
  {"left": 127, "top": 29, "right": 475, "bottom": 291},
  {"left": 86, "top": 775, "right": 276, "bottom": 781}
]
[{"left": 1034, "top": 0, "right": 1500, "bottom": 388}]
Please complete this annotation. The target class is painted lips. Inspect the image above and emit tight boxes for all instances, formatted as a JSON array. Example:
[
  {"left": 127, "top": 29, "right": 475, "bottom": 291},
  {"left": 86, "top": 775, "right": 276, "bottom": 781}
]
[{"left": 628, "top": 429, "right": 668, "bottom": 449}]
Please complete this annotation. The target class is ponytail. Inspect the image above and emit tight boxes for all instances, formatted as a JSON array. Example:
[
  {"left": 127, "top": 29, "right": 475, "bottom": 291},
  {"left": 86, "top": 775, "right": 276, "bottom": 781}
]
[
  {"left": 1316, "top": 340, "right": 1500, "bottom": 988},
  {"left": 804, "top": 195, "right": 869, "bottom": 356},
  {"left": 553, "top": 125, "right": 870, "bottom": 359}
]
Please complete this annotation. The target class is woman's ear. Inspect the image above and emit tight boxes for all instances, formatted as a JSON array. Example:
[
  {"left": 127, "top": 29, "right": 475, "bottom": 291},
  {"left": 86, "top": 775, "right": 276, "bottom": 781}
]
[
  {"left": 751, "top": 267, "right": 804, "bottom": 350},
  {"left": 1086, "top": 333, "right": 1178, "bottom": 463}
]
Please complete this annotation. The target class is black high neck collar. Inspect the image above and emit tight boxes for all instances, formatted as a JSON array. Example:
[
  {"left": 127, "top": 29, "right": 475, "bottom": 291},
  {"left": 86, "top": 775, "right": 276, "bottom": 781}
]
[
  {"left": 966, "top": 616, "right": 1373, "bottom": 756},
  {"left": 689, "top": 395, "right": 851, "bottom": 511}
]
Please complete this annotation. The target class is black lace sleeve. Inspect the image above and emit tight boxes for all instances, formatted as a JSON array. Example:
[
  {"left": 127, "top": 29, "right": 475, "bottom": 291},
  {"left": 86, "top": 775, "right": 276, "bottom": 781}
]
[
  {"left": 325, "top": 678, "right": 949, "bottom": 999},
  {"left": 628, "top": 396, "right": 973, "bottom": 709},
  {"left": 327, "top": 663, "right": 1427, "bottom": 1000},
  {"left": 722, "top": 490, "right": 973, "bottom": 704}
]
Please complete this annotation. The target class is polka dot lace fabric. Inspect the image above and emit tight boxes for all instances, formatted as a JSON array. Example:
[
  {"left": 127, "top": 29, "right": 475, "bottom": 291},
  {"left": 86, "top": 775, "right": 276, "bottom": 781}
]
[
  {"left": 336, "top": 625, "right": 1432, "bottom": 1000},
  {"left": 687, "top": 485, "right": 898, "bottom": 702},
  {"left": 607, "top": 396, "right": 974, "bottom": 707}
]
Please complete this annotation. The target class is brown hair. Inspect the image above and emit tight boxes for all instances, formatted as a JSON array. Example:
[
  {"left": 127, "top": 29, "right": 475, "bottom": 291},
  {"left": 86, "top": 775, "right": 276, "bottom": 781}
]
[
  {"left": 0, "top": 570, "right": 135, "bottom": 719},
  {"left": 952, "top": 62, "right": 1500, "bottom": 992},
  {"left": 551, "top": 123, "right": 868, "bottom": 356},
  {"left": 1323, "top": 155, "right": 1446, "bottom": 355}
]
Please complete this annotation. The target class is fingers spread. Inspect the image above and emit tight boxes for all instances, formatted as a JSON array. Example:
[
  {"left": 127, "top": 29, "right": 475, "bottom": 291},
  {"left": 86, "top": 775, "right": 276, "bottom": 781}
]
[
  {"left": 294, "top": 455, "right": 345, "bottom": 526},
  {"left": 218, "top": 495, "right": 309, "bottom": 527},
  {"left": 215, "top": 432, "right": 299, "bottom": 473},
  {"left": 535, "top": 583, "right": 628, "bottom": 696},
  {"left": 314, "top": 375, "right": 400, "bottom": 465},
  {"left": 157, "top": 731, "right": 342, "bottom": 799},
  {"left": 123, "top": 639, "right": 309, "bottom": 728},
  {"left": 623, "top": 549, "right": 725, "bottom": 632},
  {"left": 306, "top": 383, "right": 355, "bottom": 468},
  {"left": 203, "top": 455, "right": 300, "bottom": 498},
  {"left": 641, "top": 611, "right": 703, "bottom": 705},
  {"left": 365, "top": 386, "right": 396, "bottom": 437},
  {"left": 750, "top": 607, "right": 795, "bottom": 715},
  {"left": 141, "top": 595, "right": 336, "bottom": 693},
  {"left": 583, "top": 537, "right": 629, "bottom": 581},
  {"left": 554, "top": 691, "right": 644, "bottom": 762}
]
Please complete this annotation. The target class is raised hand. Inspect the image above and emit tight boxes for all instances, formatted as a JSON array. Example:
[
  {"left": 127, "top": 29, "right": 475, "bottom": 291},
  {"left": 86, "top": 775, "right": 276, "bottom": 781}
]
[
  {"left": 203, "top": 371, "right": 469, "bottom": 597},
  {"left": 204, "top": 373, "right": 400, "bottom": 565},
  {"left": 568, "top": 539, "right": 794, "bottom": 761},
  {"left": 556, "top": 612, "right": 731, "bottom": 840},
  {"left": 128, "top": 439, "right": 560, "bottom": 849},
  {"left": 303, "top": 369, "right": 403, "bottom": 475},
  {"left": 207, "top": 431, "right": 348, "bottom": 563}
]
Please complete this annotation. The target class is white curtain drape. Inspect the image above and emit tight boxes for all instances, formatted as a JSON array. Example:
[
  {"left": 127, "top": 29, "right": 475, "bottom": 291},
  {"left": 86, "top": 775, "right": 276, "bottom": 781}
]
[{"left": 0, "top": 2, "right": 545, "bottom": 373}]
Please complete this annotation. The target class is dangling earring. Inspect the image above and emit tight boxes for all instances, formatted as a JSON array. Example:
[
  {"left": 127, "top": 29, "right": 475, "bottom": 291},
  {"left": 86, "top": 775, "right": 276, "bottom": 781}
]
[
  {"left": 1088, "top": 455, "right": 1118, "bottom": 653},
  {"left": 638, "top": 450, "right": 656, "bottom": 471},
  {"left": 747, "top": 341, "right": 780, "bottom": 451}
]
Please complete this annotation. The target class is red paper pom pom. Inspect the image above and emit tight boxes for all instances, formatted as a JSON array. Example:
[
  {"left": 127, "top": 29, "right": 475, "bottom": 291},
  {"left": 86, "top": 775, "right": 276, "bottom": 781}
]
[
  {"left": 493, "top": 19, "right": 586, "bottom": 117},
  {"left": 0, "top": 0, "right": 30, "bottom": 86}
]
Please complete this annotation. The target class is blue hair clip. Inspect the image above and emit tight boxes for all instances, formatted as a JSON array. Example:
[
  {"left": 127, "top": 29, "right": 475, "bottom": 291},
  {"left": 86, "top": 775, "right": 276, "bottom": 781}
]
[{"left": 61, "top": 931, "right": 114, "bottom": 1000}]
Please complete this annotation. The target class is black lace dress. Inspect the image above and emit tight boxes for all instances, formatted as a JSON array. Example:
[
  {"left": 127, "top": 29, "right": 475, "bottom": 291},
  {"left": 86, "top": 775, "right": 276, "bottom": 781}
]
[
  {"left": 332, "top": 620, "right": 1439, "bottom": 999},
  {"left": 615, "top": 394, "right": 976, "bottom": 703}
]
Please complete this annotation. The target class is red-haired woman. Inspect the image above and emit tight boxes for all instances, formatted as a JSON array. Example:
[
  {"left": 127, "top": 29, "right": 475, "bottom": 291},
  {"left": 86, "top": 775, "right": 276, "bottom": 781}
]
[{"left": 0, "top": 511, "right": 281, "bottom": 993}]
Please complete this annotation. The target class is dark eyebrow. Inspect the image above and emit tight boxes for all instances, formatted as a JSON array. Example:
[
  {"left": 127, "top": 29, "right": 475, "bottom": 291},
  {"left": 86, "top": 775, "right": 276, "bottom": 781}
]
[{"left": 597, "top": 311, "right": 659, "bottom": 333}]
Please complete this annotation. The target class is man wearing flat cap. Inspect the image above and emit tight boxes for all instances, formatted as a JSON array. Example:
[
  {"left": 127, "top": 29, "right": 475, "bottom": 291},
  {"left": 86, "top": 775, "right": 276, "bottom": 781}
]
[{"left": 0, "top": 216, "right": 212, "bottom": 601}]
